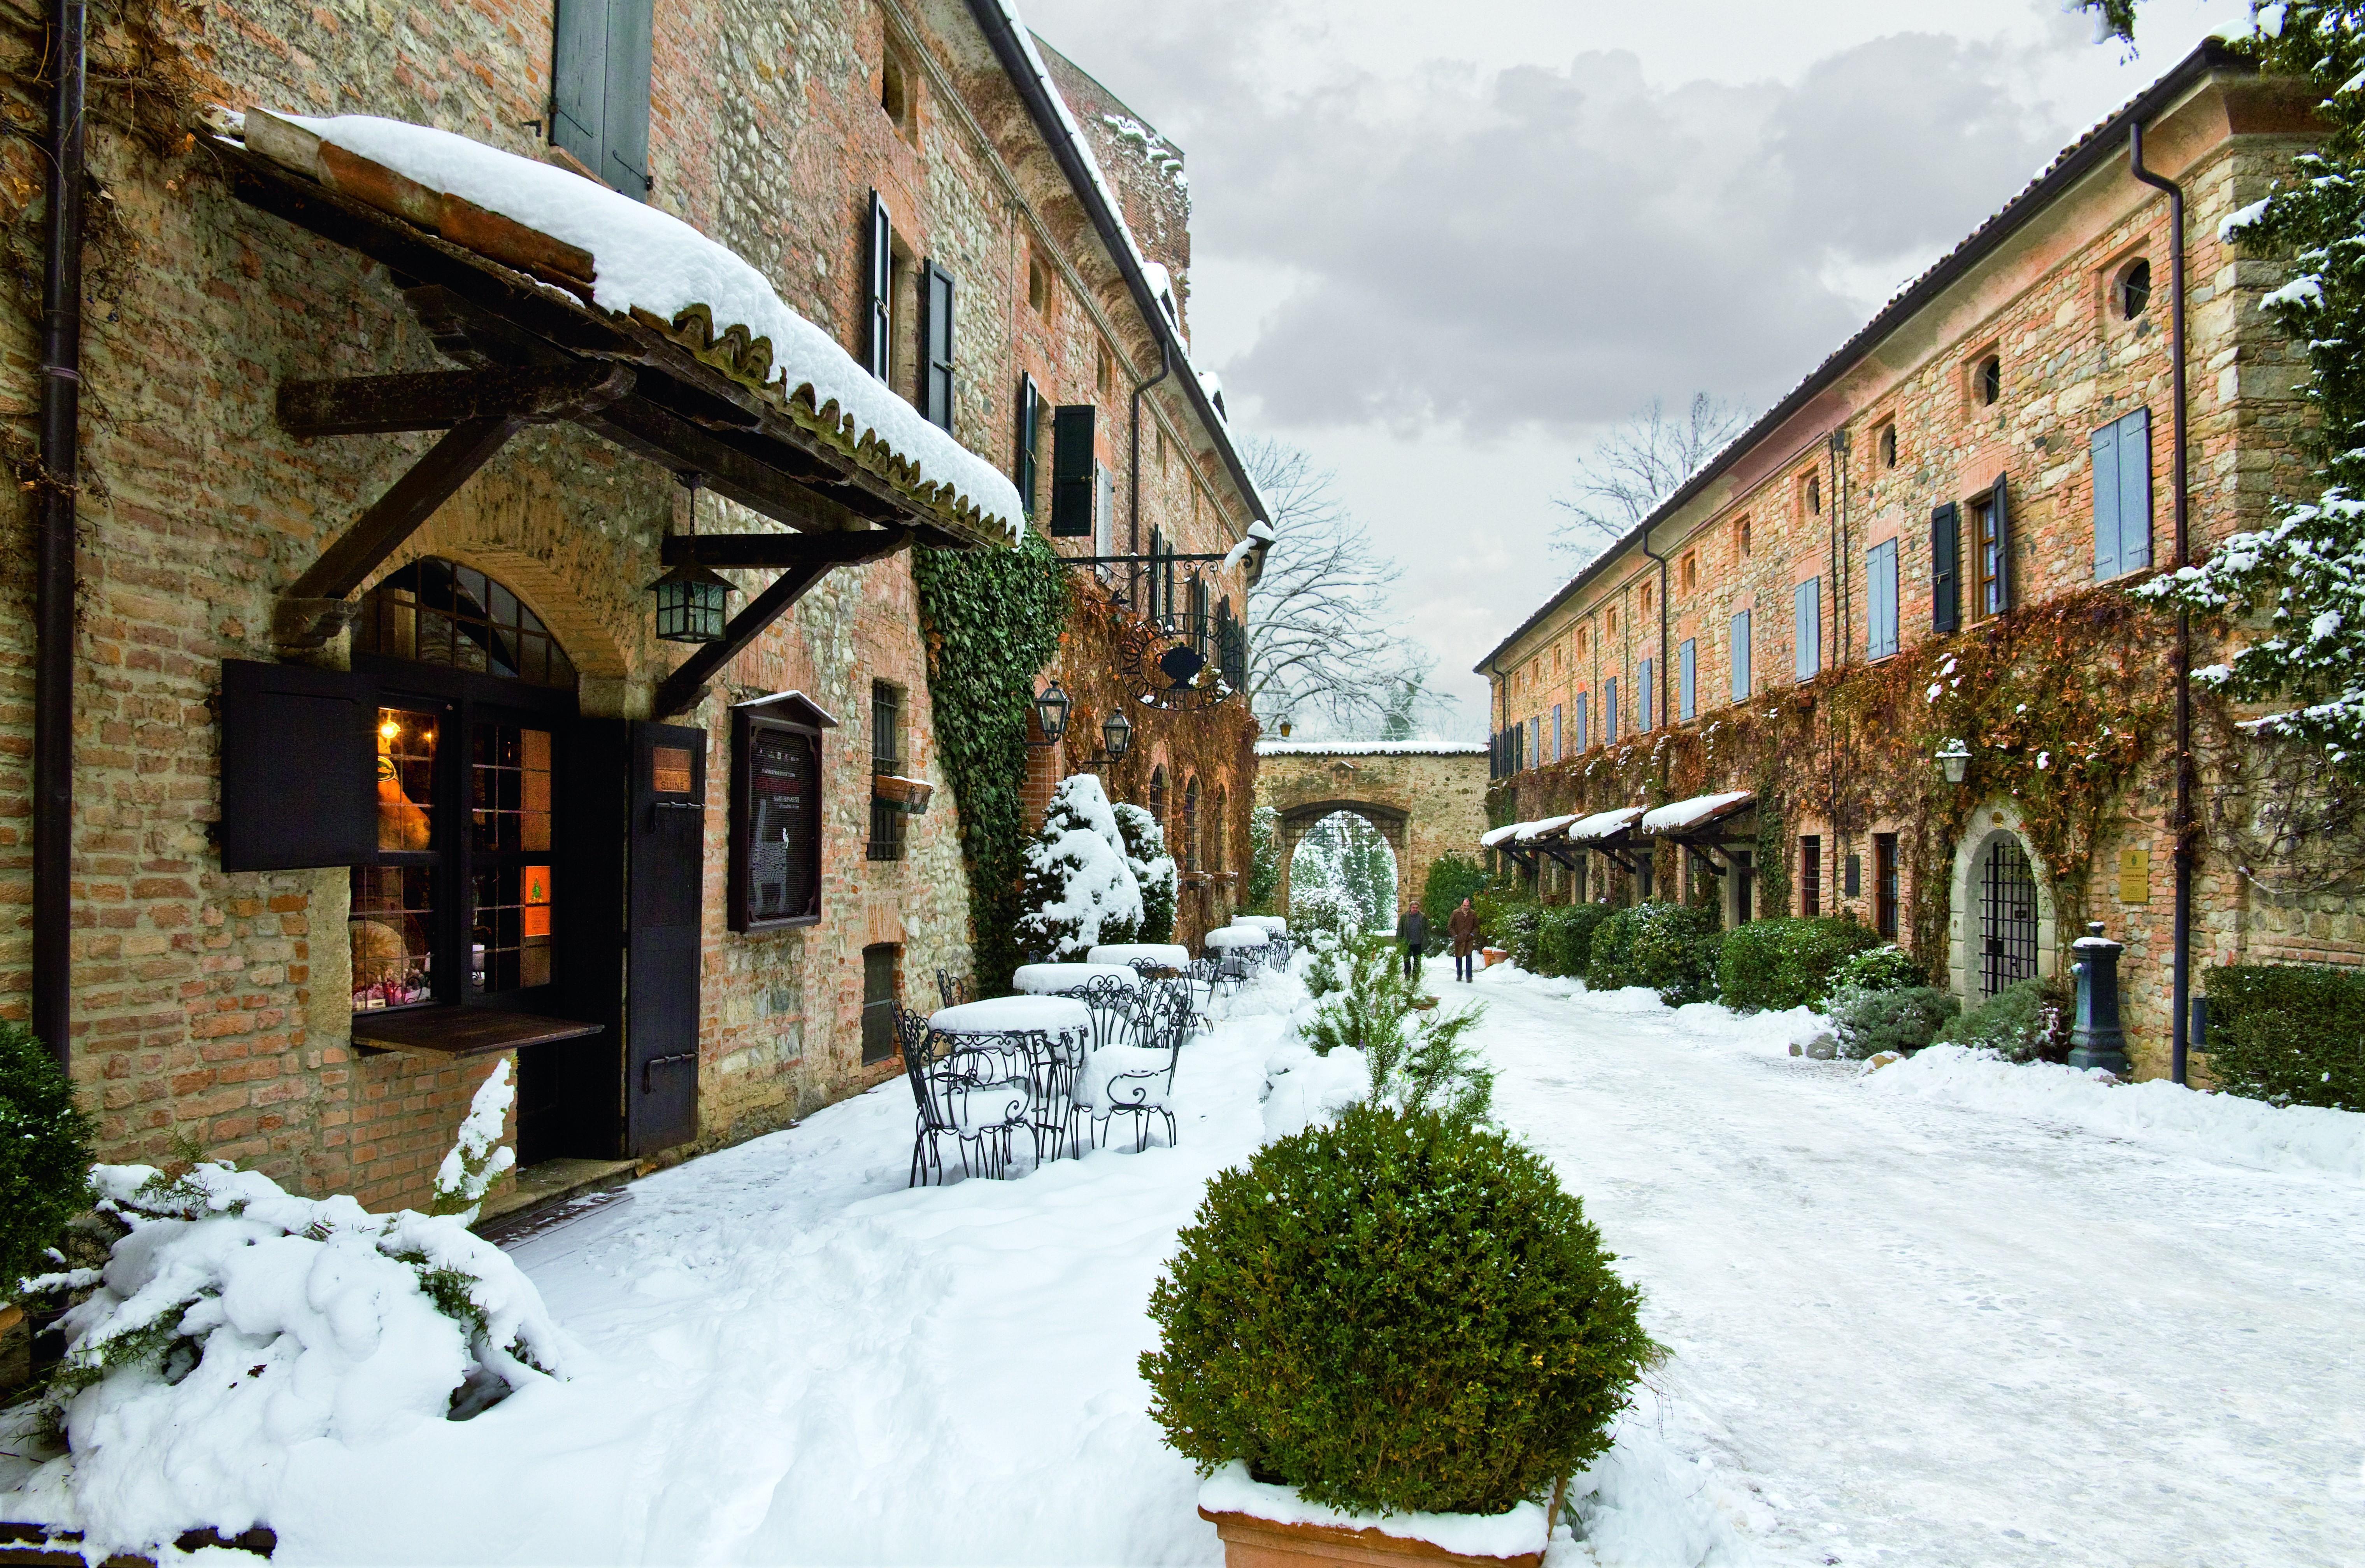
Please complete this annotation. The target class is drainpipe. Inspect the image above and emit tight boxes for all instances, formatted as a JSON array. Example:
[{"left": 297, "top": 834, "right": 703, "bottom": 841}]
[
  {"left": 1827, "top": 426, "right": 1849, "bottom": 877},
  {"left": 34, "top": 0, "right": 86, "bottom": 1075},
  {"left": 1128, "top": 345, "right": 1170, "bottom": 612},
  {"left": 2130, "top": 120, "right": 2192, "bottom": 1087},
  {"left": 1637, "top": 529, "right": 1669, "bottom": 743}
]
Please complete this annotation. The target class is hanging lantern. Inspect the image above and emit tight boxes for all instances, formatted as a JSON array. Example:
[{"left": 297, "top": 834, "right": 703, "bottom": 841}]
[
  {"left": 1033, "top": 680, "right": 1072, "bottom": 746},
  {"left": 650, "top": 469, "right": 733, "bottom": 643},
  {"left": 1102, "top": 707, "right": 1133, "bottom": 762}
]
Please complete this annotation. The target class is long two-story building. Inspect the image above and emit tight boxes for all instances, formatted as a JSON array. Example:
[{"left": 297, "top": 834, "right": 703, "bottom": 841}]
[{"left": 1479, "top": 41, "right": 2354, "bottom": 1079}]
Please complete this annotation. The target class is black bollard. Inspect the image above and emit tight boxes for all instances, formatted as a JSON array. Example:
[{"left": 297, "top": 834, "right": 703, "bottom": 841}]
[{"left": 2067, "top": 921, "right": 2131, "bottom": 1076}]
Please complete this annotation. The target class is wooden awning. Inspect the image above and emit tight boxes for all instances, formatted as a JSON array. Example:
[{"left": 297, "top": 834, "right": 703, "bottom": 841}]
[
  {"left": 1636, "top": 790, "right": 1757, "bottom": 879},
  {"left": 214, "top": 115, "right": 1009, "bottom": 717}
]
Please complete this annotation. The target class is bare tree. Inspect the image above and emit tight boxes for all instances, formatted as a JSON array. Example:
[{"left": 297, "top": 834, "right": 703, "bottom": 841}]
[
  {"left": 1551, "top": 393, "right": 1751, "bottom": 562},
  {"left": 1241, "top": 436, "right": 1451, "bottom": 737}
]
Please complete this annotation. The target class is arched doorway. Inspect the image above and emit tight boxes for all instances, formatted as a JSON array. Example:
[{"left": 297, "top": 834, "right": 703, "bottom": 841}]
[
  {"left": 1978, "top": 837, "right": 2040, "bottom": 996},
  {"left": 1947, "top": 807, "right": 2057, "bottom": 1001},
  {"left": 1286, "top": 809, "right": 1400, "bottom": 934}
]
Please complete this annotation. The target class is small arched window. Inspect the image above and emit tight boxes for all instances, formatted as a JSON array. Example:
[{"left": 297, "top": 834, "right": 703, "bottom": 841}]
[
  {"left": 1149, "top": 766, "right": 1168, "bottom": 828},
  {"left": 1807, "top": 474, "right": 1822, "bottom": 516},
  {"left": 1977, "top": 354, "right": 2002, "bottom": 406},
  {"left": 1027, "top": 252, "right": 1050, "bottom": 317},
  {"left": 1878, "top": 423, "right": 1898, "bottom": 470},
  {"left": 1182, "top": 776, "right": 1201, "bottom": 873},
  {"left": 1212, "top": 788, "right": 1227, "bottom": 874},
  {"left": 356, "top": 557, "right": 576, "bottom": 689},
  {"left": 2119, "top": 258, "right": 2151, "bottom": 319}
]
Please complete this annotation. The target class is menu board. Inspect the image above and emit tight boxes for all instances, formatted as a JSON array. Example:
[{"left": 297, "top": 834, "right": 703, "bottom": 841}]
[{"left": 737, "top": 720, "right": 821, "bottom": 927}]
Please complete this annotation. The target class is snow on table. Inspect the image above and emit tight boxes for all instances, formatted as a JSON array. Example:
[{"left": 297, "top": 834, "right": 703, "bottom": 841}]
[
  {"left": 1229, "top": 916, "right": 1288, "bottom": 936},
  {"left": 1203, "top": 927, "right": 1269, "bottom": 949},
  {"left": 1011, "top": 962, "right": 1143, "bottom": 995},
  {"left": 929, "top": 995, "right": 1092, "bottom": 1034},
  {"left": 1087, "top": 942, "right": 1192, "bottom": 968}
]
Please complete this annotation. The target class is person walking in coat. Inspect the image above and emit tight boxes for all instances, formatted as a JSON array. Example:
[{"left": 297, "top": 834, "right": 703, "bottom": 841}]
[
  {"left": 1396, "top": 904, "right": 1428, "bottom": 984},
  {"left": 1448, "top": 897, "right": 1479, "bottom": 983}
]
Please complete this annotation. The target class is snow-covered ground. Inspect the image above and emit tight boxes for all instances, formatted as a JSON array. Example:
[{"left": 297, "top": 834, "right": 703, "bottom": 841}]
[{"left": 13, "top": 961, "right": 2361, "bottom": 1565}]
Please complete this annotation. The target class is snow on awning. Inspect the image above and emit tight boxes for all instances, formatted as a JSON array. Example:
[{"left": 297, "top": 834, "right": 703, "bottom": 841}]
[
  {"left": 1479, "top": 822, "right": 1527, "bottom": 849},
  {"left": 1565, "top": 806, "right": 1645, "bottom": 843},
  {"left": 238, "top": 109, "right": 1021, "bottom": 543},
  {"left": 1638, "top": 790, "right": 1755, "bottom": 837},
  {"left": 1515, "top": 815, "right": 1579, "bottom": 843}
]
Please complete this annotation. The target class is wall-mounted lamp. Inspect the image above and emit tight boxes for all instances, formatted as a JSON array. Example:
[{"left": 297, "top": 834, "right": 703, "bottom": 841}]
[
  {"left": 1935, "top": 738, "right": 1972, "bottom": 786},
  {"left": 1101, "top": 707, "right": 1133, "bottom": 762},
  {"left": 649, "top": 471, "right": 734, "bottom": 644},
  {"left": 1031, "top": 680, "right": 1072, "bottom": 747}
]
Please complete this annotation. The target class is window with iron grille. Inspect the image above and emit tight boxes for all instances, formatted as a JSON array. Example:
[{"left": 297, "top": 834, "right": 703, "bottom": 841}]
[
  {"left": 1979, "top": 838, "right": 2039, "bottom": 995},
  {"left": 861, "top": 943, "right": 901, "bottom": 1063},
  {"left": 1182, "top": 776, "right": 1201, "bottom": 872},
  {"left": 1874, "top": 833, "right": 1900, "bottom": 939},
  {"left": 867, "top": 680, "right": 906, "bottom": 861},
  {"left": 1800, "top": 834, "right": 1821, "bottom": 918}
]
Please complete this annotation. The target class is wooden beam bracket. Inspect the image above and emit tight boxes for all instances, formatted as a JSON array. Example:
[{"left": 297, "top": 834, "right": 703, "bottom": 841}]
[
  {"left": 277, "top": 361, "right": 633, "bottom": 436},
  {"left": 651, "top": 527, "right": 912, "bottom": 718}
]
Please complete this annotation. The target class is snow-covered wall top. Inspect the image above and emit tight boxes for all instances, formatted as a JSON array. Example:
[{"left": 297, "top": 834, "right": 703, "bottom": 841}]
[
  {"left": 267, "top": 112, "right": 1023, "bottom": 539},
  {"left": 1255, "top": 741, "right": 1487, "bottom": 756}
]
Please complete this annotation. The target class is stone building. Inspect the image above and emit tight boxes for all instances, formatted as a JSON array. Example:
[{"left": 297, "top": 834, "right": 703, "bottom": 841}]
[
  {"left": 1254, "top": 743, "right": 1490, "bottom": 923},
  {"left": 0, "top": 0, "right": 1263, "bottom": 1218},
  {"left": 1477, "top": 42, "right": 2349, "bottom": 1080}
]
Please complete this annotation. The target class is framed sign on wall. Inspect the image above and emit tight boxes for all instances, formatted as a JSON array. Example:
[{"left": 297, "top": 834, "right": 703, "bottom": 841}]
[{"left": 728, "top": 691, "right": 837, "bottom": 932}]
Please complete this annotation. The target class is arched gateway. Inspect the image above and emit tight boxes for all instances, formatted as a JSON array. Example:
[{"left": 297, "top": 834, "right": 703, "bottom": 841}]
[{"left": 1254, "top": 741, "right": 1490, "bottom": 919}]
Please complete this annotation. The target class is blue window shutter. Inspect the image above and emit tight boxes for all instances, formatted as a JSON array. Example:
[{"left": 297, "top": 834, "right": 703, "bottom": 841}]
[
  {"left": 601, "top": 0, "right": 653, "bottom": 197},
  {"left": 1795, "top": 579, "right": 1820, "bottom": 680},
  {"left": 1678, "top": 640, "right": 1695, "bottom": 720},
  {"left": 919, "top": 261, "right": 956, "bottom": 429},
  {"left": 1930, "top": 503, "right": 1960, "bottom": 633},
  {"left": 1869, "top": 540, "right": 1899, "bottom": 657},
  {"left": 551, "top": 0, "right": 607, "bottom": 175},
  {"left": 1605, "top": 679, "right": 1618, "bottom": 743},
  {"left": 2091, "top": 419, "right": 2121, "bottom": 580},
  {"left": 1731, "top": 610, "right": 1751, "bottom": 702},
  {"left": 1552, "top": 705, "right": 1562, "bottom": 760},
  {"left": 2118, "top": 407, "right": 2152, "bottom": 570},
  {"left": 1639, "top": 658, "right": 1653, "bottom": 729},
  {"left": 865, "top": 192, "right": 893, "bottom": 381},
  {"left": 1575, "top": 693, "right": 1586, "bottom": 752}
]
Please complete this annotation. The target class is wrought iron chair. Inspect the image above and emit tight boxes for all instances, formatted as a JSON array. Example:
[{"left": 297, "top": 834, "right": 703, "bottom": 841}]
[
  {"left": 1075, "top": 982, "right": 1191, "bottom": 1153},
  {"left": 1129, "top": 957, "right": 1208, "bottom": 1035},
  {"left": 894, "top": 1006, "right": 1032, "bottom": 1186},
  {"left": 1182, "top": 956, "right": 1225, "bottom": 1023},
  {"left": 936, "top": 970, "right": 975, "bottom": 1008},
  {"left": 1060, "top": 973, "right": 1143, "bottom": 1052}
]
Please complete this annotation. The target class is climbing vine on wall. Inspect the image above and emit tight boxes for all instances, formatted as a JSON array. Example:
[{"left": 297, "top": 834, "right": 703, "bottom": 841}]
[
  {"left": 1491, "top": 584, "right": 2179, "bottom": 981},
  {"left": 912, "top": 530, "right": 1070, "bottom": 995}
]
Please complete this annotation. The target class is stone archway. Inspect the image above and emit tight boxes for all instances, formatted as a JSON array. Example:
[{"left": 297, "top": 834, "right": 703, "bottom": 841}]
[
  {"left": 1254, "top": 744, "right": 1489, "bottom": 920},
  {"left": 1946, "top": 801, "right": 2061, "bottom": 1001}
]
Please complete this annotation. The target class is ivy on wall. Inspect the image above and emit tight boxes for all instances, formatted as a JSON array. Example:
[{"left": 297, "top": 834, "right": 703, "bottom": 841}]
[
  {"left": 1490, "top": 585, "right": 2177, "bottom": 982},
  {"left": 912, "top": 531, "right": 1070, "bottom": 995}
]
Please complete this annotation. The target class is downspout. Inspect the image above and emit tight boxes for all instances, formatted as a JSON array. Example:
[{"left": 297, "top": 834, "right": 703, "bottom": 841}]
[
  {"left": 2130, "top": 119, "right": 2192, "bottom": 1086},
  {"left": 1638, "top": 530, "right": 1669, "bottom": 743},
  {"left": 1128, "top": 345, "right": 1170, "bottom": 612},
  {"left": 35, "top": 0, "right": 86, "bottom": 1074},
  {"left": 1827, "top": 426, "right": 1848, "bottom": 886}
]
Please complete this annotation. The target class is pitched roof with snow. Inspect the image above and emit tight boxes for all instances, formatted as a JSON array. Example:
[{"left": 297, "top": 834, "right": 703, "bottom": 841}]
[{"left": 1475, "top": 39, "right": 2250, "bottom": 675}]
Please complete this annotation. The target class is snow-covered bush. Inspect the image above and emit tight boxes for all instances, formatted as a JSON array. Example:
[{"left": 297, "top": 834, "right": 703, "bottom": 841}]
[
  {"left": 430, "top": 1059, "right": 518, "bottom": 1219},
  {"left": 1936, "top": 978, "right": 2066, "bottom": 1064},
  {"left": 1300, "top": 937, "right": 1492, "bottom": 1127},
  {"left": 1016, "top": 774, "right": 1144, "bottom": 961},
  {"left": 1830, "top": 985, "right": 1960, "bottom": 1060},
  {"left": 1286, "top": 883, "right": 1358, "bottom": 944},
  {"left": 1716, "top": 917, "right": 1883, "bottom": 1013},
  {"left": 1301, "top": 930, "right": 1349, "bottom": 999},
  {"left": 1112, "top": 802, "right": 1179, "bottom": 945},
  {"left": 1, "top": 1019, "right": 93, "bottom": 1295},
  {"left": 1828, "top": 943, "right": 1926, "bottom": 999},
  {"left": 2202, "top": 962, "right": 2365, "bottom": 1109},
  {"left": 1589, "top": 903, "right": 1721, "bottom": 1005},
  {"left": 14, "top": 1161, "right": 571, "bottom": 1551},
  {"left": 1141, "top": 1103, "right": 1654, "bottom": 1517}
]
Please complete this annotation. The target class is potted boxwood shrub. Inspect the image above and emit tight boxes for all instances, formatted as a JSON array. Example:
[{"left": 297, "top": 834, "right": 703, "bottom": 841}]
[{"left": 1141, "top": 1103, "right": 1654, "bottom": 1566}]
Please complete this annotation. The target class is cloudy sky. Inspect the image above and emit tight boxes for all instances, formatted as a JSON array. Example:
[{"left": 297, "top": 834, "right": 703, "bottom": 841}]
[{"left": 1021, "top": 0, "right": 2254, "bottom": 736}]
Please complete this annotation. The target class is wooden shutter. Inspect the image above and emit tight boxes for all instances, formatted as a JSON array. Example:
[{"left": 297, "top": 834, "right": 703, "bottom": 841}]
[
  {"left": 1795, "top": 578, "right": 1820, "bottom": 680},
  {"left": 1990, "top": 472, "right": 2011, "bottom": 613},
  {"left": 1731, "top": 609, "right": 1751, "bottom": 701},
  {"left": 865, "top": 191, "right": 893, "bottom": 381},
  {"left": 1050, "top": 405, "right": 1096, "bottom": 537},
  {"left": 1014, "top": 373, "right": 1040, "bottom": 517},
  {"left": 1869, "top": 539, "right": 1899, "bottom": 656},
  {"left": 626, "top": 720, "right": 706, "bottom": 1155},
  {"left": 218, "top": 659, "right": 376, "bottom": 871},
  {"left": 549, "top": 719, "right": 630, "bottom": 1161},
  {"left": 2117, "top": 408, "right": 2152, "bottom": 571},
  {"left": 919, "top": 261, "right": 956, "bottom": 429},
  {"left": 2090, "top": 419, "right": 2121, "bottom": 580},
  {"left": 1678, "top": 639, "right": 1695, "bottom": 720},
  {"left": 1930, "top": 502, "right": 1960, "bottom": 633},
  {"left": 601, "top": 0, "right": 653, "bottom": 196},
  {"left": 1574, "top": 692, "right": 1586, "bottom": 752},
  {"left": 551, "top": 0, "right": 607, "bottom": 175},
  {"left": 1604, "top": 679, "right": 1616, "bottom": 743},
  {"left": 1639, "top": 657, "right": 1653, "bottom": 730}
]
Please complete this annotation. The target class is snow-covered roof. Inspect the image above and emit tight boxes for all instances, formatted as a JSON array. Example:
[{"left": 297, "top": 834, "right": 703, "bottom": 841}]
[
  {"left": 1639, "top": 791, "right": 1754, "bottom": 836},
  {"left": 1256, "top": 740, "right": 1487, "bottom": 756},
  {"left": 1566, "top": 806, "right": 1645, "bottom": 842},
  {"left": 1479, "top": 822, "right": 1526, "bottom": 850},
  {"left": 1515, "top": 815, "right": 1579, "bottom": 843},
  {"left": 1473, "top": 39, "right": 2245, "bottom": 675},
  {"left": 242, "top": 109, "right": 1022, "bottom": 542}
]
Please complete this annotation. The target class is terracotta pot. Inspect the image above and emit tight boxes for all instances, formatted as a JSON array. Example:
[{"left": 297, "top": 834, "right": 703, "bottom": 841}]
[
  {"left": 1480, "top": 948, "right": 1508, "bottom": 967},
  {"left": 1198, "top": 1508, "right": 1542, "bottom": 1568}
]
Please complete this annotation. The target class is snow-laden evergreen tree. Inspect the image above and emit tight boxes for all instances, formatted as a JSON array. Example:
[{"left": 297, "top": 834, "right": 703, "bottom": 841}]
[
  {"left": 2137, "top": 4, "right": 2365, "bottom": 775},
  {"left": 1016, "top": 774, "right": 1144, "bottom": 960},
  {"left": 1245, "top": 804, "right": 1280, "bottom": 911},
  {"left": 1112, "top": 801, "right": 1180, "bottom": 944},
  {"left": 430, "top": 1058, "right": 518, "bottom": 1220}
]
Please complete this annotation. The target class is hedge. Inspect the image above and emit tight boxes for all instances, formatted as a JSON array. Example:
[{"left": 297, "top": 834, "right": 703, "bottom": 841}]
[
  {"left": 2203, "top": 963, "right": 2365, "bottom": 1110},
  {"left": 1589, "top": 903, "right": 1721, "bottom": 1006},
  {"left": 1535, "top": 904, "right": 1614, "bottom": 979},
  {"left": 1715, "top": 916, "right": 1884, "bottom": 1013}
]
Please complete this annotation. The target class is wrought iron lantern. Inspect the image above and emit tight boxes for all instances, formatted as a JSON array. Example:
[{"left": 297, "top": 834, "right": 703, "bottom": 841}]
[
  {"left": 650, "top": 471, "right": 734, "bottom": 643},
  {"left": 1102, "top": 706, "right": 1133, "bottom": 762},
  {"left": 1032, "top": 680, "right": 1072, "bottom": 746},
  {"left": 1935, "top": 737, "right": 1972, "bottom": 786}
]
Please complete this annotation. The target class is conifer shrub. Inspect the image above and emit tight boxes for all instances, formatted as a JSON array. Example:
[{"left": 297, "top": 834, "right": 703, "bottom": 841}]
[
  {"left": 1502, "top": 904, "right": 1544, "bottom": 970},
  {"left": 2200, "top": 963, "right": 2365, "bottom": 1108},
  {"left": 1715, "top": 916, "right": 1884, "bottom": 1013},
  {"left": 1, "top": 1020, "right": 93, "bottom": 1294},
  {"left": 1535, "top": 904, "right": 1613, "bottom": 979},
  {"left": 1015, "top": 775, "right": 1143, "bottom": 961},
  {"left": 1140, "top": 1103, "right": 1654, "bottom": 1517},
  {"left": 1112, "top": 802, "right": 1180, "bottom": 945},
  {"left": 1829, "top": 985, "right": 1960, "bottom": 1059},
  {"left": 1937, "top": 977, "right": 2068, "bottom": 1064},
  {"left": 1588, "top": 903, "right": 1722, "bottom": 1005}
]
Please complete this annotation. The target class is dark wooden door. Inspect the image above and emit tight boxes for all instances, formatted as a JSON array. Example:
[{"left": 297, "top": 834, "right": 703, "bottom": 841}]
[
  {"left": 627, "top": 720, "right": 707, "bottom": 1155},
  {"left": 533, "top": 719, "right": 630, "bottom": 1164}
]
